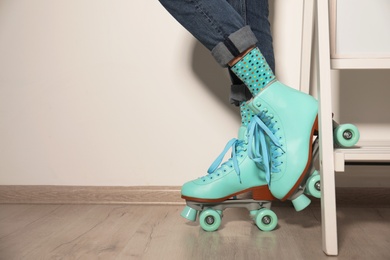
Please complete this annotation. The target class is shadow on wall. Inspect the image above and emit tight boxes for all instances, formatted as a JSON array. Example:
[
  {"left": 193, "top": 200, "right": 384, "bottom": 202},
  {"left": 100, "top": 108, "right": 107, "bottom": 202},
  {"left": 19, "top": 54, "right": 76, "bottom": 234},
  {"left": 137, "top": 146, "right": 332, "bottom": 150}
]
[
  {"left": 189, "top": 40, "right": 240, "bottom": 121},
  {"left": 338, "top": 70, "right": 390, "bottom": 124},
  {"left": 268, "top": 0, "right": 275, "bottom": 33}
]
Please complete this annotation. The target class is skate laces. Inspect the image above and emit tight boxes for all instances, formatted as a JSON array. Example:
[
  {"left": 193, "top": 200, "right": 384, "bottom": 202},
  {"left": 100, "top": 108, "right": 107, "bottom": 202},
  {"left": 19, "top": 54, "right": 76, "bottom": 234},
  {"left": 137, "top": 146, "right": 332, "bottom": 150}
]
[
  {"left": 206, "top": 138, "right": 245, "bottom": 183},
  {"left": 247, "top": 113, "right": 285, "bottom": 186}
]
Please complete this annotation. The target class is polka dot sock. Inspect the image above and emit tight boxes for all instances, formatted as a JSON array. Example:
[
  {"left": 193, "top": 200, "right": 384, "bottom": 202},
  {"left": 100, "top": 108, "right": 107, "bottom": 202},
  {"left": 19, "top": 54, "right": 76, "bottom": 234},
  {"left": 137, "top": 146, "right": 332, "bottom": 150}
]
[
  {"left": 230, "top": 47, "right": 276, "bottom": 97},
  {"left": 240, "top": 102, "right": 255, "bottom": 127}
]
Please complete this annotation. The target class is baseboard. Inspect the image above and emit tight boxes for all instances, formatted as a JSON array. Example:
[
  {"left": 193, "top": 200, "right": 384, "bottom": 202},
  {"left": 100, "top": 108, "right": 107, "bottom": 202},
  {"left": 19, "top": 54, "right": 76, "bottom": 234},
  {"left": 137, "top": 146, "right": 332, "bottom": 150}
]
[
  {"left": 0, "top": 186, "right": 182, "bottom": 205},
  {"left": 0, "top": 185, "right": 389, "bottom": 207}
]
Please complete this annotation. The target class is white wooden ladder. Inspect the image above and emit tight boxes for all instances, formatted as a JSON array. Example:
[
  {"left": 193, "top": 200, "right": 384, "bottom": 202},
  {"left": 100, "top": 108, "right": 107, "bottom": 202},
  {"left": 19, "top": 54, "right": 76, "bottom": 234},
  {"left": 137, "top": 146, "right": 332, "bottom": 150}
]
[{"left": 300, "top": 0, "right": 390, "bottom": 255}]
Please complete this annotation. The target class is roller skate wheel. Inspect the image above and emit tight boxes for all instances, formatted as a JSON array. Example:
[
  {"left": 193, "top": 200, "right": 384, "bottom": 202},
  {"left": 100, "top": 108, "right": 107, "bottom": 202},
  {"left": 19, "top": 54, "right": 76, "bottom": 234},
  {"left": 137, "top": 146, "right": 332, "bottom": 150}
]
[
  {"left": 255, "top": 208, "right": 278, "bottom": 232},
  {"left": 181, "top": 206, "right": 198, "bottom": 222},
  {"left": 306, "top": 174, "right": 321, "bottom": 199},
  {"left": 199, "top": 209, "right": 222, "bottom": 232},
  {"left": 291, "top": 194, "right": 311, "bottom": 212},
  {"left": 334, "top": 124, "right": 360, "bottom": 147}
]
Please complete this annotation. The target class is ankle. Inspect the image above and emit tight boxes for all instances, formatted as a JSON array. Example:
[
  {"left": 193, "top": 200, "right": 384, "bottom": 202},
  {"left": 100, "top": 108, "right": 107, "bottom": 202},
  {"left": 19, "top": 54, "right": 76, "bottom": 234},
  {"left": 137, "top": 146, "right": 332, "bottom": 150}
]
[{"left": 228, "top": 46, "right": 256, "bottom": 67}]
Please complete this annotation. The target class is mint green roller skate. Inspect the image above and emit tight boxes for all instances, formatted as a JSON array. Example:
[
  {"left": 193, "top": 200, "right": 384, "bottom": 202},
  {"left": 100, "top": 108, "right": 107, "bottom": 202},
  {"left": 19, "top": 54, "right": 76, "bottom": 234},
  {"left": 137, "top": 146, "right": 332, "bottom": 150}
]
[
  {"left": 180, "top": 132, "right": 279, "bottom": 231},
  {"left": 230, "top": 47, "right": 319, "bottom": 201},
  {"left": 181, "top": 103, "right": 279, "bottom": 231}
]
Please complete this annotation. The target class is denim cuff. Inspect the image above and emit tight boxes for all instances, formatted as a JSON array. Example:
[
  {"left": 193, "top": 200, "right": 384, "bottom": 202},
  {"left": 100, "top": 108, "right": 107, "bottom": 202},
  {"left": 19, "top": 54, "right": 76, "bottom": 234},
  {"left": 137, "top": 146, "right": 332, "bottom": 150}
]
[
  {"left": 211, "top": 26, "right": 258, "bottom": 67},
  {"left": 230, "top": 83, "right": 253, "bottom": 106}
]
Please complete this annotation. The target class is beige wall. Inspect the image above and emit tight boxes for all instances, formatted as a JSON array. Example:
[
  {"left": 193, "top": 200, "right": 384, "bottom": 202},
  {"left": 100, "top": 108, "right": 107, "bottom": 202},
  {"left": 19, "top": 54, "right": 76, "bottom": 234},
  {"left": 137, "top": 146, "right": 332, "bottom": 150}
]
[{"left": 0, "top": 0, "right": 389, "bottom": 187}]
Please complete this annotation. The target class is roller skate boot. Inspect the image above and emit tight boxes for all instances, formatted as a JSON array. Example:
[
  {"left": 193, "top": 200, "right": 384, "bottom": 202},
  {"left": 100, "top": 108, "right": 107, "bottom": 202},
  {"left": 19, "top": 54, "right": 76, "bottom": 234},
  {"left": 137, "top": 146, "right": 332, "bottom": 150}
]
[{"left": 230, "top": 47, "right": 319, "bottom": 201}]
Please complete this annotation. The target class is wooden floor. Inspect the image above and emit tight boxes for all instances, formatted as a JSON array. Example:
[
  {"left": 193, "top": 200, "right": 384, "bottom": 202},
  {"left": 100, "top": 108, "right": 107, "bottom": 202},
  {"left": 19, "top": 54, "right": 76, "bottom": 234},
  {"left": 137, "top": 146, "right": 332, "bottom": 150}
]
[{"left": 0, "top": 204, "right": 389, "bottom": 259}]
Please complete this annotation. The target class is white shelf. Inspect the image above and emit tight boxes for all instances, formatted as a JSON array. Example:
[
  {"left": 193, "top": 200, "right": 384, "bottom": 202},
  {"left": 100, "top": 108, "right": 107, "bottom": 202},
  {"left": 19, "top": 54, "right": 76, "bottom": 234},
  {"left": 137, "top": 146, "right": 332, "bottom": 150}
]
[
  {"left": 334, "top": 141, "right": 390, "bottom": 172},
  {"left": 331, "top": 58, "right": 390, "bottom": 69}
]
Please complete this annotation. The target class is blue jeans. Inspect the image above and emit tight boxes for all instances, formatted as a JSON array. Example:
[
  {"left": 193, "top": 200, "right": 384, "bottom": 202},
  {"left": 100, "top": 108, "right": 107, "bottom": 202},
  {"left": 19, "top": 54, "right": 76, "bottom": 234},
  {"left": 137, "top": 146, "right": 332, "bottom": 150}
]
[{"left": 159, "top": 0, "right": 275, "bottom": 103}]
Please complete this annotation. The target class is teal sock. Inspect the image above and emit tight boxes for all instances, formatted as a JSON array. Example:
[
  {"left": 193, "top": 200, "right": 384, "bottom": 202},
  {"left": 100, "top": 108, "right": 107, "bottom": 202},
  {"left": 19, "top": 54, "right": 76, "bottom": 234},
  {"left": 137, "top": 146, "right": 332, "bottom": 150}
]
[
  {"left": 230, "top": 48, "right": 276, "bottom": 97},
  {"left": 240, "top": 102, "right": 255, "bottom": 126}
]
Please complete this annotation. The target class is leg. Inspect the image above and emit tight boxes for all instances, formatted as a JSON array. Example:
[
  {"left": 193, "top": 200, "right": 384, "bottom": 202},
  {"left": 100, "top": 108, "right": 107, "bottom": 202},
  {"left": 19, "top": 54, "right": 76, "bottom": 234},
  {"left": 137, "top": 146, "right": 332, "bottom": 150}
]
[
  {"left": 159, "top": 0, "right": 257, "bottom": 66},
  {"left": 160, "top": 0, "right": 274, "bottom": 202},
  {"left": 160, "top": 0, "right": 318, "bottom": 204},
  {"left": 226, "top": 0, "right": 275, "bottom": 106}
]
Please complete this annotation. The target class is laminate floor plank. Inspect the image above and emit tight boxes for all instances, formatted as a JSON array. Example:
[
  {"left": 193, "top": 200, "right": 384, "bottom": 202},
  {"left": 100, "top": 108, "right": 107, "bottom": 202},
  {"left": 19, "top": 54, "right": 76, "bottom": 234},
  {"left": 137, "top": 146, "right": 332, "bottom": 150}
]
[
  {"left": 0, "top": 204, "right": 35, "bottom": 221},
  {"left": 0, "top": 204, "right": 61, "bottom": 240},
  {"left": 0, "top": 205, "right": 102, "bottom": 258},
  {"left": 0, "top": 204, "right": 389, "bottom": 260},
  {"left": 335, "top": 208, "right": 390, "bottom": 259},
  {"left": 45, "top": 205, "right": 151, "bottom": 259}
]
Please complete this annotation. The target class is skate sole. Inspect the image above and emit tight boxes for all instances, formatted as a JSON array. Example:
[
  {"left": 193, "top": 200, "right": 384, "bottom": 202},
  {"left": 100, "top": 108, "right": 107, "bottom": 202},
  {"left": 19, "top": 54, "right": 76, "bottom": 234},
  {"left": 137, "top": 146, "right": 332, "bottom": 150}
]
[{"left": 181, "top": 185, "right": 276, "bottom": 203}]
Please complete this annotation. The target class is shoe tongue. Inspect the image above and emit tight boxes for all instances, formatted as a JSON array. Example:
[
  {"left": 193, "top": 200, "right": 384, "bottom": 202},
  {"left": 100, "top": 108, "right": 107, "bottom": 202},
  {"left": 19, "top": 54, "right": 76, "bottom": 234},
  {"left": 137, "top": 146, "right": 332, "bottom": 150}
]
[{"left": 238, "top": 125, "right": 248, "bottom": 141}]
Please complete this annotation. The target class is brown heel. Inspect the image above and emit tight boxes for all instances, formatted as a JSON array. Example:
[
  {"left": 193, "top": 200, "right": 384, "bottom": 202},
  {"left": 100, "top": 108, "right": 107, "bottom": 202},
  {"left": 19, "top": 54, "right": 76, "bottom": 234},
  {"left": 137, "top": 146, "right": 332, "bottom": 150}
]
[
  {"left": 252, "top": 186, "right": 276, "bottom": 201},
  {"left": 313, "top": 115, "right": 319, "bottom": 133},
  {"left": 281, "top": 115, "right": 319, "bottom": 201}
]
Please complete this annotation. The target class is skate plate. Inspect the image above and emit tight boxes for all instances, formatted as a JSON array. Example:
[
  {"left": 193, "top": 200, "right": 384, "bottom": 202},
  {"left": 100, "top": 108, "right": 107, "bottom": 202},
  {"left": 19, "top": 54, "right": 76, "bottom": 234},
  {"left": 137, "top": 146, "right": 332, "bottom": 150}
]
[{"left": 182, "top": 199, "right": 277, "bottom": 232}]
